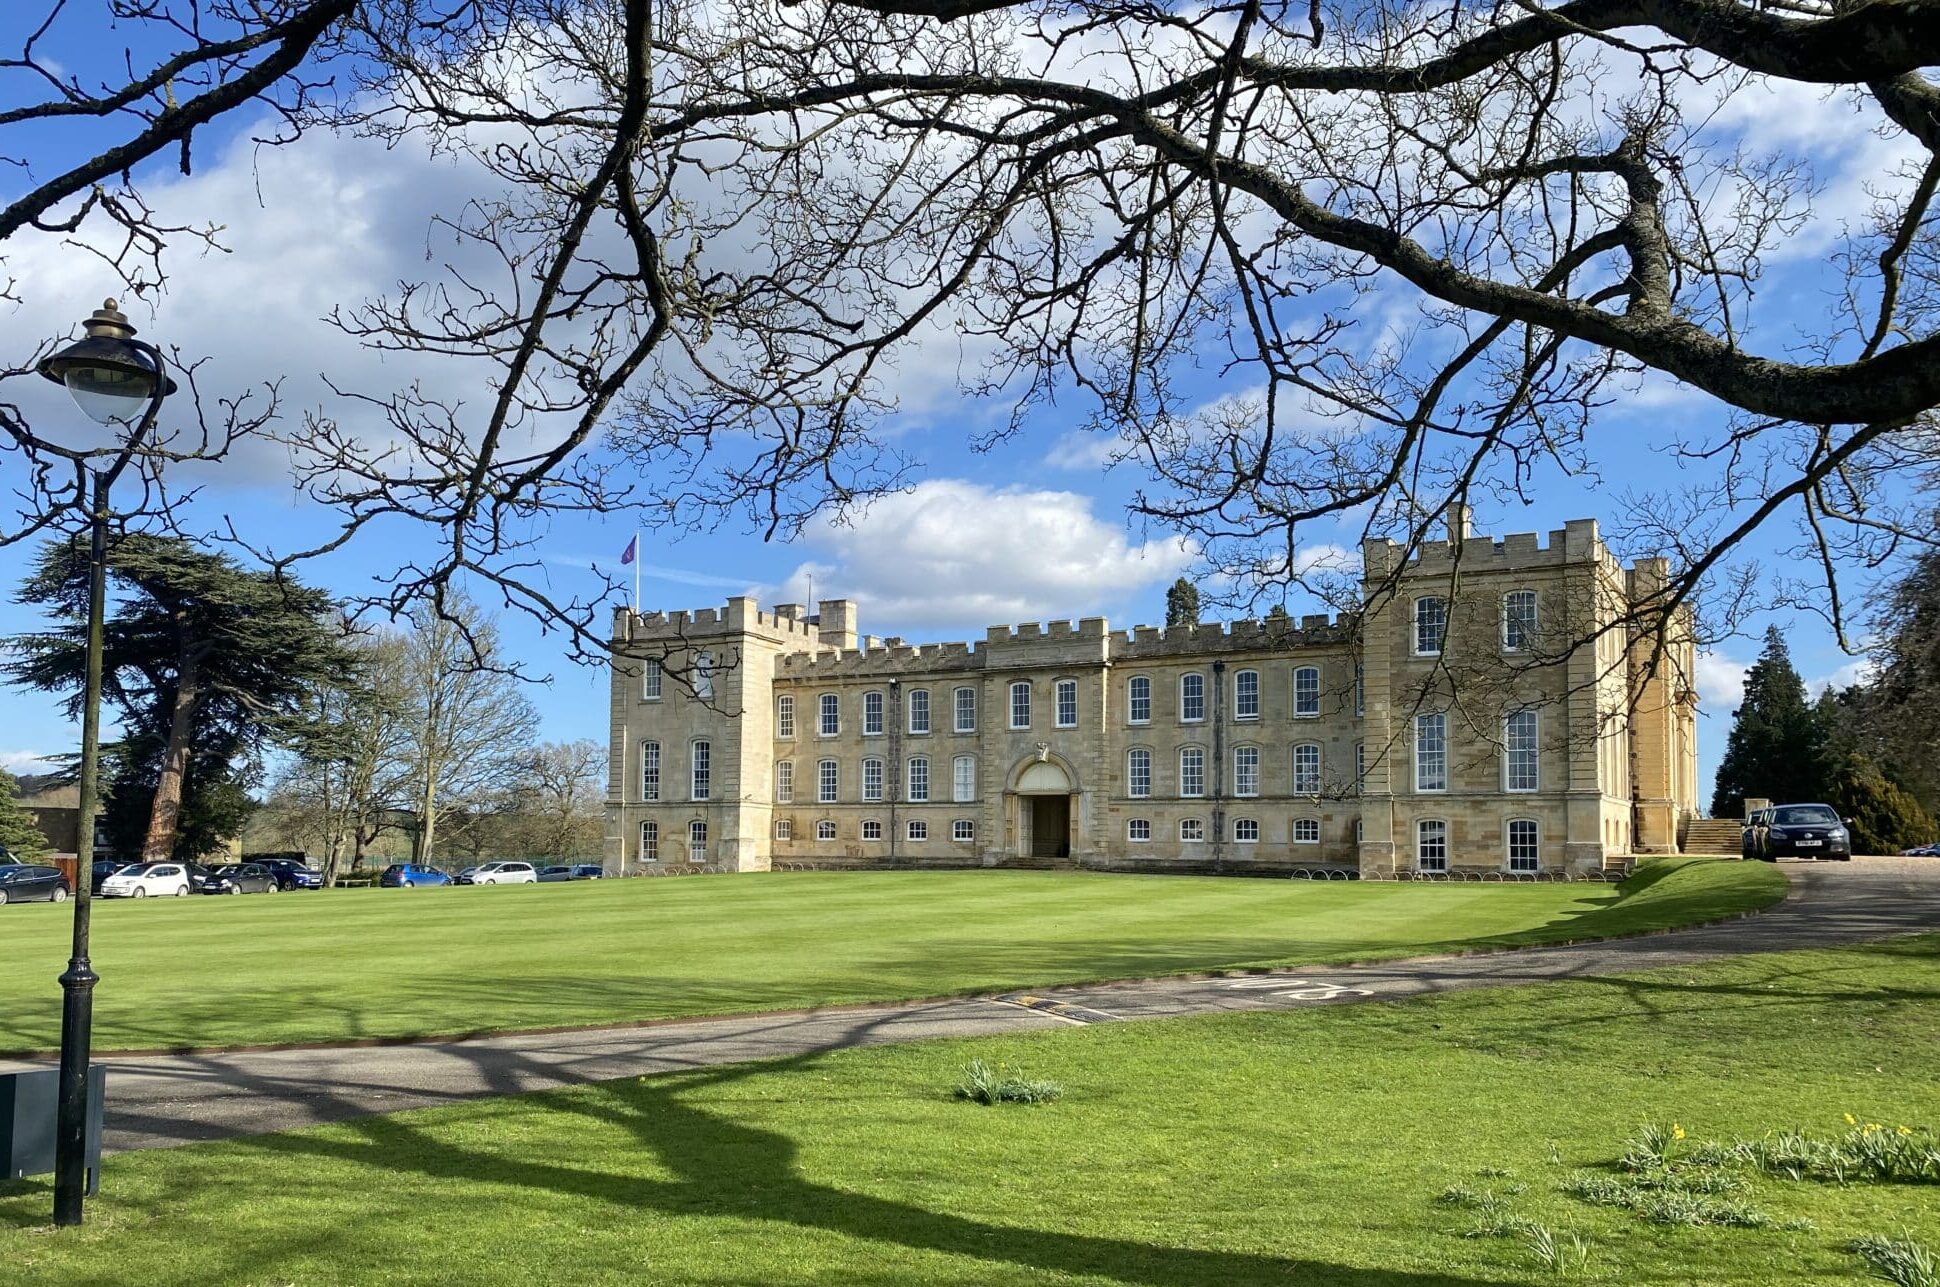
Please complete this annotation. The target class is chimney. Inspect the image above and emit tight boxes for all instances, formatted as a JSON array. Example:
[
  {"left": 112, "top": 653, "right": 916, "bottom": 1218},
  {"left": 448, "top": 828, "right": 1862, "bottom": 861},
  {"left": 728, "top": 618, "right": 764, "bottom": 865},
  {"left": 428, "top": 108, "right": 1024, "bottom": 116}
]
[
  {"left": 1446, "top": 502, "right": 1473, "bottom": 545},
  {"left": 817, "top": 598, "right": 858, "bottom": 651}
]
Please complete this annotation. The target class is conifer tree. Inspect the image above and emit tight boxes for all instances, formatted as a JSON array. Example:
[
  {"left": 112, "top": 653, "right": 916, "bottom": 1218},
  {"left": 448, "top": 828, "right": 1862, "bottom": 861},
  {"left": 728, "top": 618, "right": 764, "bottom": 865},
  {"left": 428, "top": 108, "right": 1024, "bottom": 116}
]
[
  {"left": 1711, "top": 627, "right": 1828, "bottom": 819},
  {"left": 1165, "top": 578, "right": 1201, "bottom": 627},
  {"left": 0, "top": 770, "right": 50, "bottom": 860}
]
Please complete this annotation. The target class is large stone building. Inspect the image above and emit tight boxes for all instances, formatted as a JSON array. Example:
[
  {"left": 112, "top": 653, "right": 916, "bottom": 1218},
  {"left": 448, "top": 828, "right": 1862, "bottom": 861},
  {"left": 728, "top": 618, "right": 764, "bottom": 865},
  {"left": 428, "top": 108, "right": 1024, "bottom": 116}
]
[{"left": 605, "top": 512, "right": 1700, "bottom": 877}]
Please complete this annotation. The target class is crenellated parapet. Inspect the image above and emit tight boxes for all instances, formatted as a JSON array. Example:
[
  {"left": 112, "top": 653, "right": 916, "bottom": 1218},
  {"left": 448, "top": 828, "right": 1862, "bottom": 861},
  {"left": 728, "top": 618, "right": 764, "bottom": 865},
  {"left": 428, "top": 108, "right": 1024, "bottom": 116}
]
[
  {"left": 1112, "top": 613, "right": 1355, "bottom": 659},
  {"left": 777, "top": 638, "right": 985, "bottom": 679}
]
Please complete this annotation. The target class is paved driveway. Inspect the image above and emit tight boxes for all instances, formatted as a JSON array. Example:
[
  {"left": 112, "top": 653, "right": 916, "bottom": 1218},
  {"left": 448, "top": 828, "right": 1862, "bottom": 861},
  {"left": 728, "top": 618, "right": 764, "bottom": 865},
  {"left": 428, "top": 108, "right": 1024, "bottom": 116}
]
[{"left": 10, "top": 858, "right": 1938, "bottom": 1155}]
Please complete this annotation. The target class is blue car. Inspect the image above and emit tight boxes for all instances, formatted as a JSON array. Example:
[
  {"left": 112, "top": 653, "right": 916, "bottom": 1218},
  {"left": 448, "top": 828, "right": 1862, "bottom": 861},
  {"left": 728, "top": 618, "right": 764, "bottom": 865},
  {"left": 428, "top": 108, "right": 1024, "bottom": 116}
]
[
  {"left": 254, "top": 858, "right": 324, "bottom": 890},
  {"left": 379, "top": 863, "right": 453, "bottom": 888}
]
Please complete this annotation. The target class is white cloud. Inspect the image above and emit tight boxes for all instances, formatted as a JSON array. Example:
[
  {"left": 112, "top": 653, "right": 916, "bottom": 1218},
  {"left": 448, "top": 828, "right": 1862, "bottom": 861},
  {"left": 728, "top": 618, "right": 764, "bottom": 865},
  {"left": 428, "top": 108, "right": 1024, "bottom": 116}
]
[
  {"left": 1694, "top": 651, "right": 1749, "bottom": 715},
  {"left": 1043, "top": 431, "right": 1118, "bottom": 471},
  {"left": 774, "top": 479, "right": 1196, "bottom": 635},
  {"left": 0, "top": 750, "right": 57, "bottom": 776},
  {"left": 1806, "top": 657, "right": 1873, "bottom": 695}
]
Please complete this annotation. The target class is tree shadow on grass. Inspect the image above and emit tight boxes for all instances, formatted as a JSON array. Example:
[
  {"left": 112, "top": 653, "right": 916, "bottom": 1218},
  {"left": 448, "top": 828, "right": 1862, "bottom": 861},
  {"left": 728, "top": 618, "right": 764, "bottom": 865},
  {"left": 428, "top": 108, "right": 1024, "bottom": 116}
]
[{"left": 235, "top": 1053, "right": 1496, "bottom": 1287}]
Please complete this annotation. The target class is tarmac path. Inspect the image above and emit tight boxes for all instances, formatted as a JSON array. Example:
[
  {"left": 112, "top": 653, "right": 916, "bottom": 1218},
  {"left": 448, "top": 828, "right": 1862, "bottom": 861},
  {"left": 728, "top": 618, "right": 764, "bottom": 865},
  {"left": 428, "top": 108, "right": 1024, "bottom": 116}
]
[{"left": 7, "top": 857, "right": 1937, "bottom": 1155}]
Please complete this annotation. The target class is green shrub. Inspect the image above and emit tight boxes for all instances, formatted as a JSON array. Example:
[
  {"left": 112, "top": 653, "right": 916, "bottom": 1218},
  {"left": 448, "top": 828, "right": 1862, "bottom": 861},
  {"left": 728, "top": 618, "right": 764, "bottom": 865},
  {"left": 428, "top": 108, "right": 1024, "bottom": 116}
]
[
  {"left": 1850, "top": 1234, "right": 1940, "bottom": 1287},
  {"left": 1523, "top": 1224, "right": 1594, "bottom": 1278}
]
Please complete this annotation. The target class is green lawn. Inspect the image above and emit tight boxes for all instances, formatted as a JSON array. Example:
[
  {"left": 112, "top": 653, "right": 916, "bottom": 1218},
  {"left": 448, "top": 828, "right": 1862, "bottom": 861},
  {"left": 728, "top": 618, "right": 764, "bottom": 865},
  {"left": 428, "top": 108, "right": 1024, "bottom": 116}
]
[
  {"left": 3, "top": 931, "right": 1934, "bottom": 1285},
  {"left": 0, "top": 859, "right": 1782, "bottom": 1055}
]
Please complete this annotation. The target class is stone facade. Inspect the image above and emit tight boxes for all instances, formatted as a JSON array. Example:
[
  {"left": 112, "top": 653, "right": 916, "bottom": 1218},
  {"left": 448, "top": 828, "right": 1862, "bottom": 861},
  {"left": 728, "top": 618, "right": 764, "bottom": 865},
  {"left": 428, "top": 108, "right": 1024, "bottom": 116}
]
[{"left": 605, "top": 515, "right": 1699, "bottom": 877}]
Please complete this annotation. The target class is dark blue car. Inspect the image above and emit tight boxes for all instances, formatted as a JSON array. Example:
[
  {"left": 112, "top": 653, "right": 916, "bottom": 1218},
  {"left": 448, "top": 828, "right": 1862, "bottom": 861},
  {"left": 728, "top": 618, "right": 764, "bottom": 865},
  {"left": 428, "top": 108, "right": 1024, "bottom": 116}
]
[
  {"left": 254, "top": 858, "right": 324, "bottom": 890},
  {"left": 380, "top": 863, "right": 453, "bottom": 888},
  {"left": 0, "top": 864, "right": 71, "bottom": 905}
]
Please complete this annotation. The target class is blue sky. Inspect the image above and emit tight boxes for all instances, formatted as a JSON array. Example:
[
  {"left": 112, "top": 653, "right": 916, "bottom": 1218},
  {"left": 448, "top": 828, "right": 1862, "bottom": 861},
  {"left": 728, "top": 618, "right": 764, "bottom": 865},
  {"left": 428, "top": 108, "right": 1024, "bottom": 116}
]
[{"left": 0, "top": 19, "right": 1906, "bottom": 807}]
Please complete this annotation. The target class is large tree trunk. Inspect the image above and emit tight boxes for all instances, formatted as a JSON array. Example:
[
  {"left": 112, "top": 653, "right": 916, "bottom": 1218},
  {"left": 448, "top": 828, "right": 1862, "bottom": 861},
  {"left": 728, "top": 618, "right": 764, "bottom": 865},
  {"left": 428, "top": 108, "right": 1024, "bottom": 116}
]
[{"left": 141, "top": 646, "right": 206, "bottom": 862}]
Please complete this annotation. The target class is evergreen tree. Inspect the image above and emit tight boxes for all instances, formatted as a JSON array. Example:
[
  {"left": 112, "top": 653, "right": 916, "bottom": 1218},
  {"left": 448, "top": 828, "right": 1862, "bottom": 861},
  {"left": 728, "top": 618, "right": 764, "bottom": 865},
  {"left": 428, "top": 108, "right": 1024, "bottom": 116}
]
[
  {"left": 1824, "top": 753, "right": 1936, "bottom": 855},
  {"left": 7, "top": 535, "right": 355, "bottom": 861},
  {"left": 0, "top": 770, "right": 50, "bottom": 860},
  {"left": 1711, "top": 626, "right": 1828, "bottom": 818},
  {"left": 1165, "top": 577, "right": 1201, "bottom": 627},
  {"left": 1868, "top": 543, "right": 1940, "bottom": 813}
]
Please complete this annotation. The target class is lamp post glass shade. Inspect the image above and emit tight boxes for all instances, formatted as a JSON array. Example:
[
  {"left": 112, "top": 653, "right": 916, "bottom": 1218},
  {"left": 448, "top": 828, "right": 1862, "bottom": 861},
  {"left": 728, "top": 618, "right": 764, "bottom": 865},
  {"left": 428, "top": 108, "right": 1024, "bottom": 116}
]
[{"left": 37, "top": 300, "right": 176, "bottom": 426}]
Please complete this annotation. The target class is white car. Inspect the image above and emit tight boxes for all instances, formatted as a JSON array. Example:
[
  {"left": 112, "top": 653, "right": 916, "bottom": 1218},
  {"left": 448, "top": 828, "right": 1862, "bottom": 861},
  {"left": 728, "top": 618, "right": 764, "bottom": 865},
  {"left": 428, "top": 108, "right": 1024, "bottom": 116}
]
[
  {"left": 98, "top": 863, "right": 194, "bottom": 898},
  {"left": 465, "top": 861, "right": 538, "bottom": 886}
]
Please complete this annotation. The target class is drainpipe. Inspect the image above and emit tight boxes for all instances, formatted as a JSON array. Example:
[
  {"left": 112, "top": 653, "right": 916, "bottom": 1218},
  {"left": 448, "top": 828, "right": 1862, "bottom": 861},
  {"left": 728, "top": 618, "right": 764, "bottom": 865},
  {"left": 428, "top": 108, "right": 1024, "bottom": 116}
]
[
  {"left": 1211, "top": 659, "right": 1226, "bottom": 873},
  {"left": 887, "top": 679, "right": 901, "bottom": 866}
]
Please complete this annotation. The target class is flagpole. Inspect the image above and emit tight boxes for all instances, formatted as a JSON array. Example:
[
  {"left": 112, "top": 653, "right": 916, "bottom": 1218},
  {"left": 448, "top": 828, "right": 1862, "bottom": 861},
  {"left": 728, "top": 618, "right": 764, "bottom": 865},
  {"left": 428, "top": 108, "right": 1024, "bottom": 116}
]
[{"left": 632, "top": 529, "right": 640, "bottom": 612}]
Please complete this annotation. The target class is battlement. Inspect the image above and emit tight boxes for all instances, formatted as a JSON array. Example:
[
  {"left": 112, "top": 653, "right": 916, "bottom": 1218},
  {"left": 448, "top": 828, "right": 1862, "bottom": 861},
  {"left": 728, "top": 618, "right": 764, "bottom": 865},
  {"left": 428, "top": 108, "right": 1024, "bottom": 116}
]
[
  {"left": 1112, "top": 613, "right": 1356, "bottom": 659},
  {"left": 1361, "top": 519, "right": 1615, "bottom": 580},
  {"left": 610, "top": 594, "right": 830, "bottom": 645},
  {"left": 981, "top": 617, "right": 1110, "bottom": 644},
  {"left": 777, "top": 637, "right": 985, "bottom": 679}
]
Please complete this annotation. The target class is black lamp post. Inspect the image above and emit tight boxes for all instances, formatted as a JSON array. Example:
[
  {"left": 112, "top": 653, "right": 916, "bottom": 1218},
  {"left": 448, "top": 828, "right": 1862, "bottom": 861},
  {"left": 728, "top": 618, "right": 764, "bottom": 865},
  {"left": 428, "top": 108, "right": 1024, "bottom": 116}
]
[{"left": 35, "top": 299, "right": 174, "bottom": 1228}]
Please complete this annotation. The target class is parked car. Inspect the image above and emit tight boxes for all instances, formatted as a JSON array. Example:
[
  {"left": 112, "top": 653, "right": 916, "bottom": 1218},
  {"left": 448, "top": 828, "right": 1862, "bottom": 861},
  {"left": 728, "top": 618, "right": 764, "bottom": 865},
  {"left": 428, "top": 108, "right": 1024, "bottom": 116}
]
[
  {"left": 1901, "top": 842, "right": 1940, "bottom": 857},
  {"left": 201, "top": 863, "right": 280, "bottom": 895},
  {"left": 537, "top": 865, "right": 575, "bottom": 883},
  {"left": 1740, "top": 808, "right": 1770, "bottom": 860},
  {"left": 1751, "top": 803, "right": 1852, "bottom": 861},
  {"left": 567, "top": 864, "right": 606, "bottom": 880},
  {"left": 98, "top": 862, "right": 196, "bottom": 898},
  {"left": 89, "top": 860, "right": 128, "bottom": 894},
  {"left": 380, "top": 863, "right": 453, "bottom": 888},
  {"left": 0, "top": 864, "right": 70, "bottom": 905},
  {"left": 460, "top": 860, "right": 538, "bottom": 886},
  {"left": 253, "top": 857, "right": 323, "bottom": 890}
]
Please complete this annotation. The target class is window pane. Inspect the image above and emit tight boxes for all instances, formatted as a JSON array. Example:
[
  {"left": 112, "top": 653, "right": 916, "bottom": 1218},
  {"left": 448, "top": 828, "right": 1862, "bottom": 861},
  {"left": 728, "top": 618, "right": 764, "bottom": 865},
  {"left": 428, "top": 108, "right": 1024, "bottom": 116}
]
[
  {"left": 1417, "top": 819, "right": 1447, "bottom": 871},
  {"left": 820, "top": 693, "right": 840, "bottom": 736},
  {"left": 908, "top": 757, "right": 929, "bottom": 802},
  {"left": 955, "top": 686, "right": 976, "bottom": 732},
  {"left": 1293, "top": 818, "right": 1320, "bottom": 843},
  {"left": 1234, "top": 746, "right": 1259, "bottom": 796},
  {"left": 641, "top": 742, "right": 660, "bottom": 801},
  {"left": 1128, "top": 819, "right": 1151, "bottom": 842},
  {"left": 953, "top": 819, "right": 974, "bottom": 842},
  {"left": 1235, "top": 670, "right": 1259, "bottom": 719},
  {"left": 1415, "top": 714, "right": 1447, "bottom": 792},
  {"left": 776, "top": 695, "right": 794, "bottom": 738},
  {"left": 1180, "top": 673, "right": 1205, "bottom": 721},
  {"left": 864, "top": 690, "right": 884, "bottom": 735},
  {"left": 863, "top": 758, "right": 884, "bottom": 802},
  {"left": 1056, "top": 679, "right": 1077, "bottom": 727},
  {"left": 862, "top": 819, "right": 882, "bottom": 840},
  {"left": 642, "top": 660, "right": 662, "bottom": 700},
  {"left": 907, "top": 820, "right": 927, "bottom": 841},
  {"left": 1129, "top": 676, "right": 1151, "bottom": 723},
  {"left": 1508, "top": 819, "right": 1540, "bottom": 871},
  {"left": 953, "top": 755, "right": 976, "bottom": 802},
  {"left": 692, "top": 741, "right": 711, "bottom": 800},
  {"left": 1294, "top": 743, "right": 1321, "bottom": 795},
  {"left": 1503, "top": 590, "right": 1537, "bottom": 651},
  {"left": 1180, "top": 747, "right": 1205, "bottom": 797},
  {"left": 1295, "top": 666, "right": 1320, "bottom": 717},
  {"left": 909, "top": 688, "right": 931, "bottom": 734},
  {"left": 1505, "top": 710, "right": 1539, "bottom": 791},
  {"left": 689, "top": 821, "right": 708, "bottom": 862},
  {"left": 818, "top": 759, "right": 838, "bottom": 803},
  {"left": 1128, "top": 749, "right": 1151, "bottom": 798},
  {"left": 1415, "top": 597, "right": 1447, "bottom": 655},
  {"left": 817, "top": 820, "right": 836, "bottom": 841},
  {"left": 640, "top": 821, "right": 658, "bottom": 862},
  {"left": 1010, "top": 682, "right": 1032, "bottom": 728},
  {"left": 775, "top": 760, "right": 793, "bottom": 803},
  {"left": 1179, "top": 818, "right": 1204, "bottom": 842},
  {"left": 1234, "top": 818, "right": 1259, "bottom": 842}
]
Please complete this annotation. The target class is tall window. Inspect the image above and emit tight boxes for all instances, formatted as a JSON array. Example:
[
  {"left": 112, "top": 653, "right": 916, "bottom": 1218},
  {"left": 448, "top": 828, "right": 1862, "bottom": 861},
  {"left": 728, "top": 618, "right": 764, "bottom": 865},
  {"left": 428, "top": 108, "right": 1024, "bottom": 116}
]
[
  {"left": 1010, "top": 681, "right": 1032, "bottom": 729},
  {"left": 862, "top": 757, "right": 885, "bottom": 802},
  {"left": 775, "top": 760, "right": 793, "bottom": 803},
  {"left": 816, "top": 820, "right": 837, "bottom": 841},
  {"left": 863, "top": 690, "right": 884, "bottom": 736},
  {"left": 639, "top": 820, "right": 658, "bottom": 863},
  {"left": 1294, "top": 666, "right": 1320, "bottom": 717},
  {"left": 908, "top": 688, "right": 931, "bottom": 734},
  {"left": 1507, "top": 819, "right": 1540, "bottom": 872},
  {"left": 691, "top": 740, "right": 711, "bottom": 800},
  {"left": 1179, "top": 746, "right": 1206, "bottom": 797},
  {"left": 1294, "top": 743, "right": 1321, "bottom": 795},
  {"left": 1179, "top": 818, "right": 1205, "bottom": 842},
  {"left": 1354, "top": 663, "right": 1364, "bottom": 717},
  {"left": 1127, "top": 749, "right": 1152, "bottom": 798},
  {"left": 1128, "top": 675, "right": 1152, "bottom": 724},
  {"left": 641, "top": 741, "right": 660, "bottom": 801},
  {"left": 1234, "top": 670, "right": 1260, "bottom": 720},
  {"left": 1127, "top": 819, "right": 1152, "bottom": 842},
  {"left": 1505, "top": 710, "right": 1539, "bottom": 792},
  {"left": 1234, "top": 746, "right": 1260, "bottom": 797},
  {"left": 1233, "top": 818, "right": 1260, "bottom": 843},
  {"left": 776, "top": 694, "right": 795, "bottom": 739},
  {"left": 1055, "top": 679, "right": 1078, "bottom": 728},
  {"left": 1293, "top": 818, "right": 1321, "bottom": 844},
  {"left": 954, "top": 686, "right": 976, "bottom": 733},
  {"left": 1415, "top": 713, "right": 1447, "bottom": 792},
  {"left": 689, "top": 820, "right": 708, "bottom": 863},
  {"left": 817, "top": 758, "right": 838, "bottom": 804},
  {"left": 862, "top": 819, "right": 883, "bottom": 840},
  {"left": 1414, "top": 596, "right": 1447, "bottom": 656},
  {"left": 819, "top": 693, "right": 840, "bottom": 736},
  {"left": 953, "top": 755, "right": 976, "bottom": 803},
  {"left": 1416, "top": 818, "right": 1448, "bottom": 872},
  {"left": 1355, "top": 742, "right": 1366, "bottom": 790},
  {"left": 907, "top": 757, "right": 930, "bottom": 802},
  {"left": 1180, "top": 673, "right": 1205, "bottom": 722},
  {"left": 641, "top": 659, "right": 662, "bottom": 701},
  {"left": 1503, "top": 589, "right": 1538, "bottom": 652},
  {"left": 693, "top": 652, "right": 714, "bottom": 699}
]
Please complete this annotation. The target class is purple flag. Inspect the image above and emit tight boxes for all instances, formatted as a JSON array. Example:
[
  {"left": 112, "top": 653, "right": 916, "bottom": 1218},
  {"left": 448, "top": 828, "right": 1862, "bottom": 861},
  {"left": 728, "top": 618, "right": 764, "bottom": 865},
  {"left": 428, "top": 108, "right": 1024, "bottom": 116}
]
[{"left": 620, "top": 535, "right": 637, "bottom": 565}]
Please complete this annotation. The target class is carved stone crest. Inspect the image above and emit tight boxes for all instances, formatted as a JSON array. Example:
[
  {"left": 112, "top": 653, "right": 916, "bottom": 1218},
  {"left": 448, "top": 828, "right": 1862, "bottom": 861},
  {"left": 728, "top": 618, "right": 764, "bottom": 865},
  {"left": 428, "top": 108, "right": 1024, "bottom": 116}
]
[{"left": 1034, "top": 742, "right": 1051, "bottom": 763}]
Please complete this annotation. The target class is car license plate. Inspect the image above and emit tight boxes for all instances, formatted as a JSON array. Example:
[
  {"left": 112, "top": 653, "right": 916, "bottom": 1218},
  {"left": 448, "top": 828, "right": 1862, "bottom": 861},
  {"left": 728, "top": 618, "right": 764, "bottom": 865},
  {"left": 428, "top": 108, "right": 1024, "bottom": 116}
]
[{"left": 1797, "top": 839, "right": 1822, "bottom": 847}]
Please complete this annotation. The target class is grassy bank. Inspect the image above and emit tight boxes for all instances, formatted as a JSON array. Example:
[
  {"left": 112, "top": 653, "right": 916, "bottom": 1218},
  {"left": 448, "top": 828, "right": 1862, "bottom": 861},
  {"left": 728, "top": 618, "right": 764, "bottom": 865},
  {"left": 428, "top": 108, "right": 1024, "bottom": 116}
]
[
  {"left": 0, "top": 858, "right": 1784, "bottom": 1054},
  {"left": 2, "top": 929, "right": 1931, "bottom": 1284}
]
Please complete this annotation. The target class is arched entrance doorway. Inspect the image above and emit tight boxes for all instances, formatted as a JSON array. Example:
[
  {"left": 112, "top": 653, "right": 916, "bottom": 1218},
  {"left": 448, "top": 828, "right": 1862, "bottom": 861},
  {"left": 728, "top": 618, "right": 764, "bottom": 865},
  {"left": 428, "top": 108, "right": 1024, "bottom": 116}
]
[{"left": 1012, "top": 756, "right": 1075, "bottom": 860}]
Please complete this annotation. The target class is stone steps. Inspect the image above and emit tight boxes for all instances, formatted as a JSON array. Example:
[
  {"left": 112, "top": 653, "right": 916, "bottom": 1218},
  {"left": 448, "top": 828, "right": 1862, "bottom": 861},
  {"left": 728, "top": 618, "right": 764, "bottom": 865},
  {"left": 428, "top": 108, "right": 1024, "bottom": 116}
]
[{"left": 1680, "top": 819, "right": 1745, "bottom": 856}]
